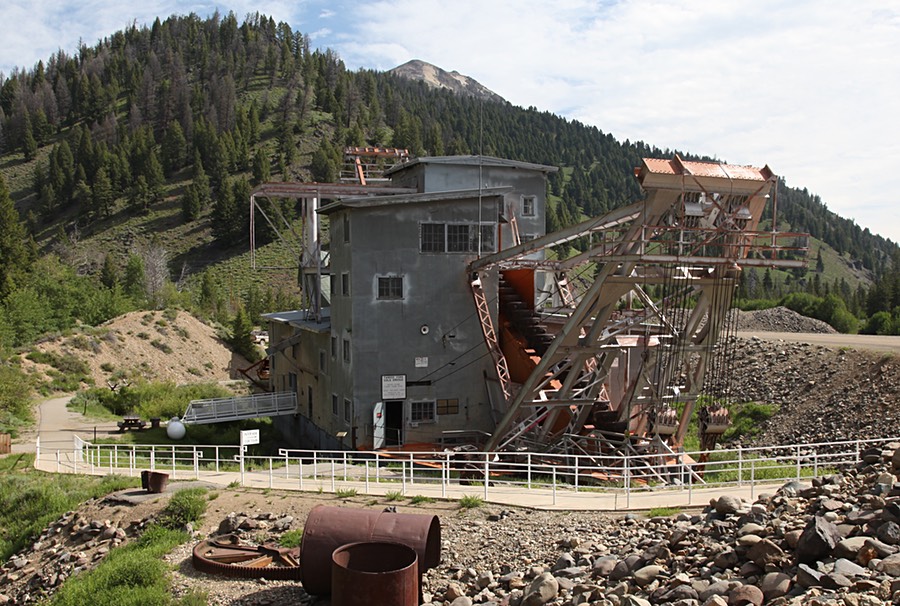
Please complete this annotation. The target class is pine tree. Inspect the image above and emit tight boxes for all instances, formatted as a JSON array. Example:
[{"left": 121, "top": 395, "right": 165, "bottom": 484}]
[
  {"left": 0, "top": 175, "right": 32, "bottom": 297},
  {"left": 100, "top": 253, "right": 118, "bottom": 288},
  {"left": 252, "top": 148, "right": 270, "bottom": 185},
  {"left": 22, "top": 113, "right": 37, "bottom": 161},
  {"left": 122, "top": 254, "right": 145, "bottom": 301}
]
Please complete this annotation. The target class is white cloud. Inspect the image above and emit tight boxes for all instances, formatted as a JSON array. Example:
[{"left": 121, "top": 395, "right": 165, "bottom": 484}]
[
  {"left": 331, "top": 0, "right": 900, "bottom": 242},
  {"left": 2, "top": 0, "right": 898, "bottom": 242}
]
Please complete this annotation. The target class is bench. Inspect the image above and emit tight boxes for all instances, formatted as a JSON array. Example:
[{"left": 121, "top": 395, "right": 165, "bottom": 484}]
[{"left": 117, "top": 416, "right": 147, "bottom": 432}]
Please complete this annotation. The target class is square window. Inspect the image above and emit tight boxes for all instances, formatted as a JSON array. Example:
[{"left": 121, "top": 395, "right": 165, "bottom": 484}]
[
  {"left": 420, "top": 223, "right": 445, "bottom": 253},
  {"left": 377, "top": 276, "right": 403, "bottom": 299},
  {"left": 522, "top": 196, "right": 536, "bottom": 217},
  {"left": 410, "top": 401, "right": 436, "bottom": 423},
  {"left": 436, "top": 399, "right": 459, "bottom": 415},
  {"left": 344, "top": 398, "right": 352, "bottom": 423},
  {"left": 343, "top": 338, "right": 351, "bottom": 364},
  {"left": 447, "top": 224, "right": 470, "bottom": 252},
  {"left": 341, "top": 273, "right": 350, "bottom": 296}
]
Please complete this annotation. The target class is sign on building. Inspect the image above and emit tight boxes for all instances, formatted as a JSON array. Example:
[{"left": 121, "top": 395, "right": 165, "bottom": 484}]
[{"left": 381, "top": 374, "right": 407, "bottom": 400}]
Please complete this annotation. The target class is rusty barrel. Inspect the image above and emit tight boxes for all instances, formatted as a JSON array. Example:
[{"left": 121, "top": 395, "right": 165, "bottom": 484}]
[
  {"left": 331, "top": 542, "right": 418, "bottom": 606},
  {"left": 299, "top": 505, "right": 440, "bottom": 595},
  {"left": 145, "top": 471, "right": 169, "bottom": 493}
]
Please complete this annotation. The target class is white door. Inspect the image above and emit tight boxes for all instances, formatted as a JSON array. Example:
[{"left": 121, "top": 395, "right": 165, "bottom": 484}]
[{"left": 373, "top": 402, "right": 385, "bottom": 449}]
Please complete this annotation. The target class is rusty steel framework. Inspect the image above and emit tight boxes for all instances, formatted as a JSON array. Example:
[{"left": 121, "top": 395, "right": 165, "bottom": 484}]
[{"left": 470, "top": 156, "right": 809, "bottom": 457}]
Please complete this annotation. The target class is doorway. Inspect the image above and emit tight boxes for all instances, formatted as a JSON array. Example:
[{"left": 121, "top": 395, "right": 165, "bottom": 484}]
[{"left": 385, "top": 400, "right": 403, "bottom": 446}]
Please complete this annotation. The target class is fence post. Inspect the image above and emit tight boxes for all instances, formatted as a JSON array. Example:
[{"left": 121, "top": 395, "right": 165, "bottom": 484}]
[
  {"left": 409, "top": 453, "right": 415, "bottom": 486},
  {"left": 215, "top": 446, "right": 220, "bottom": 473},
  {"left": 483, "top": 454, "right": 489, "bottom": 502},
  {"left": 688, "top": 464, "right": 693, "bottom": 506},
  {"left": 442, "top": 454, "right": 448, "bottom": 499},
  {"left": 574, "top": 456, "right": 579, "bottom": 492},
  {"left": 331, "top": 458, "right": 336, "bottom": 493},
  {"left": 284, "top": 451, "right": 290, "bottom": 479},
  {"left": 151, "top": 446, "right": 155, "bottom": 471},
  {"left": 855, "top": 440, "right": 860, "bottom": 466},
  {"left": 552, "top": 466, "right": 557, "bottom": 506},
  {"left": 365, "top": 461, "right": 370, "bottom": 494},
  {"left": 624, "top": 455, "right": 630, "bottom": 509},
  {"left": 527, "top": 453, "right": 532, "bottom": 489},
  {"left": 194, "top": 449, "right": 199, "bottom": 479},
  {"left": 56, "top": 450, "right": 60, "bottom": 473},
  {"left": 796, "top": 445, "right": 801, "bottom": 480},
  {"left": 737, "top": 445, "right": 743, "bottom": 487},
  {"left": 402, "top": 461, "right": 407, "bottom": 495},
  {"left": 375, "top": 452, "right": 380, "bottom": 484},
  {"left": 172, "top": 446, "right": 176, "bottom": 479},
  {"left": 269, "top": 457, "right": 273, "bottom": 489}
]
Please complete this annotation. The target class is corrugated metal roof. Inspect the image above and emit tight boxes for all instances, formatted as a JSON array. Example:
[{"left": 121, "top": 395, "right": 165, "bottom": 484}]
[
  {"left": 383, "top": 155, "right": 558, "bottom": 176},
  {"left": 318, "top": 187, "right": 511, "bottom": 214},
  {"left": 641, "top": 156, "right": 771, "bottom": 182}
]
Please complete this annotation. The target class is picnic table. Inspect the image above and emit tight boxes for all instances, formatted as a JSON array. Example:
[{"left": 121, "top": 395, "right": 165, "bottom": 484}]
[{"left": 117, "top": 415, "right": 147, "bottom": 431}]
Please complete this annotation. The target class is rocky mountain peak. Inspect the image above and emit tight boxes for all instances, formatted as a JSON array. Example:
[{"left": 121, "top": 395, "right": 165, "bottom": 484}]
[{"left": 389, "top": 59, "right": 506, "bottom": 103}]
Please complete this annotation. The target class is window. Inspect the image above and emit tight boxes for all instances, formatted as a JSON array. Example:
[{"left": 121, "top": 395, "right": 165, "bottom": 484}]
[
  {"left": 436, "top": 399, "right": 460, "bottom": 415},
  {"left": 329, "top": 274, "right": 335, "bottom": 297},
  {"left": 344, "top": 398, "right": 352, "bottom": 423},
  {"left": 447, "top": 224, "right": 470, "bottom": 252},
  {"left": 319, "top": 349, "right": 326, "bottom": 371},
  {"left": 332, "top": 394, "right": 339, "bottom": 417},
  {"left": 420, "top": 223, "right": 496, "bottom": 254},
  {"left": 420, "top": 223, "right": 445, "bottom": 252},
  {"left": 343, "top": 213, "right": 350, "bottom": 243},
  {"left": 341, "top": 273, "right": 350, "bottom": 296},
  {"left": 343, "top": 338, "right": 351, "bottom": 364},
  {"left": 377, "top": 276, "right": 403, "bottom": 299},
  {"left": 522, "top": 195, "right": 536, "bottom": 217},
  {"left": 410, "top": 401, "right": 436, "bottom": 423}
]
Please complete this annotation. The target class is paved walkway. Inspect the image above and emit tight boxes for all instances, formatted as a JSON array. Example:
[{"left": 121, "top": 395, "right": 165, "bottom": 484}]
[{"left": 19, "top": 395, "right": 786, "bottom": 512}]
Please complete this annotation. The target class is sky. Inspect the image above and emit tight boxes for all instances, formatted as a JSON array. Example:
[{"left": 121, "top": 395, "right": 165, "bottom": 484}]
[{"left": 2, "top": 0, "right": 899, "bottom": 243}]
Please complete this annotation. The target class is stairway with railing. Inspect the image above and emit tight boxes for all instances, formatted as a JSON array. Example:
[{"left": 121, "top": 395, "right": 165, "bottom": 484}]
[{"left": 182, "top": 392, "right": 298, "bottom": 425}]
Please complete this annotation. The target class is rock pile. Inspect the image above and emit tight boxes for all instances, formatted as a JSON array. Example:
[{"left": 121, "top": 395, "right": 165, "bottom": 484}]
[
  {"left": 423, "top": 443, "right": 900, "bottom": 606},
  {"left": 0, "top": 501, "right": 146, "bottom": 604},
  {"left": 724, "top": 337, "right": 900, "bottom": 447},
  {"left": 734, "top": 307, "right": 837, "bottom": 334}
]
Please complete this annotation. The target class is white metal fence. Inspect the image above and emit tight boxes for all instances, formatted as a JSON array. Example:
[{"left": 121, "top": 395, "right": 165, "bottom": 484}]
[{"left": 36, "top": 436, "right": 898, "bottom": 510}]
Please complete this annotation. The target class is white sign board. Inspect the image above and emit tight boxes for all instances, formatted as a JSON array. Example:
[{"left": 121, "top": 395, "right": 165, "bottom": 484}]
[
  {"left": 240, "top": 429, "right": 260, "bottom": 446},
  {"left": 415, "top": 356, "right": 428, "bottom": 368},
  {"left": 381, "top": 374, "right": 407, "bottom": 400}
]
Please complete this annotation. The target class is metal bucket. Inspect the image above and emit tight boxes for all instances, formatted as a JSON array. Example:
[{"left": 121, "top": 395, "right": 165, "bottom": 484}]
[
  {"left": 331, "top": 542, "right": 418, "bottom": 606},
  {"left": 145, "top": 471, "right": 169, "bottom": 494},
  {"left": 299, "top": 505, "right": 440, "bottom": 595}
]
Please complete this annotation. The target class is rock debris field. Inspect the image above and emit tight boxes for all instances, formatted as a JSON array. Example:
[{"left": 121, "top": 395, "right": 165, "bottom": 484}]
[{"left": 7, "top": 445, "right": 900, "bottom": 605}]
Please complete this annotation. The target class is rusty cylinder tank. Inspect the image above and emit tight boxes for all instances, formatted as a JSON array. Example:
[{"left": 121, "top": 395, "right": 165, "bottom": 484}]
[
  {"left": 299, "top": 505, "right": 440, "bottom": 595},
  {"left": 331, "top": 542, "right": 418, "bottom": 606}
]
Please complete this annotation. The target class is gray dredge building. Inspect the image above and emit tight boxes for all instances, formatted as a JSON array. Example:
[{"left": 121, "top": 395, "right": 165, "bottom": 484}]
[{"left": 263, "top": 156, "right": 557, "bottom": 450}]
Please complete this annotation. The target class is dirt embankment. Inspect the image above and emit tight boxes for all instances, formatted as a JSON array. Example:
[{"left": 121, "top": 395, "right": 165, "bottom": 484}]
[{"left": 20, "top": 310, "right": 253, "bottom": 388}]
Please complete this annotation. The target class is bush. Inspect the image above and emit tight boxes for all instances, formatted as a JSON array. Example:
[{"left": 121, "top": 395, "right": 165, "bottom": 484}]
[
  {"left": 458, "top": 495, "right": 483, "bottom": 509},
  {"left": 71, "top": 381, "right": 233, "bottom": 419},
  {"left": 159, "top": 488, "right": 208, "bottom": 529}
]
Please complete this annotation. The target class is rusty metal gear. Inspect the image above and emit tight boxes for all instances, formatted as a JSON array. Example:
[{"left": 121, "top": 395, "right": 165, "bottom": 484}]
[{"left": 191, "top": 534, "right": 302, "bottom": 580}]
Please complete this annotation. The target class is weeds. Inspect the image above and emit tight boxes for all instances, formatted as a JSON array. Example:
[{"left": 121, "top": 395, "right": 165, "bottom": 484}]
[
  {"left": 458, "top": 495, "right": 483, "bottom": 509},
  {"left": 279, "top": 529, "right": 304, "bottom": 548},
  {"left": 335, "top": 488, "right": 358, "bottom": 498},
  {"left": 384, "top": 490, "right": 404, "bottom": 501},
  {"left": 158, "top": 488, "right": 208, "bottom": 529},
  {"left": 647, "top": 507, "right": 681, "bottom": 517},
  {"left": 410, "top": 495, "right": 434, "bottom": 505}
]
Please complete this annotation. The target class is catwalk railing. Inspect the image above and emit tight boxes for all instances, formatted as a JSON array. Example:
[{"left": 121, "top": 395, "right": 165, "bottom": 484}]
[{"left": 37, "top": 436, "right": 898, "bottom": 509}]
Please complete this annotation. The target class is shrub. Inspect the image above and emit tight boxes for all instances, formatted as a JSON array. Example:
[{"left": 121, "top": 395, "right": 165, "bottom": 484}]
[
  {"left": 409, "top": 495, "right": 434, "bottom": 505},
  {"left": 458, "top": 495, "right": 483, "bottom": 509},
  {"left": 279, "top": 529, "right": 304, "bottom": 548},
  {"left": 335, "top": 488, "right": 358, "bottom": 498},
  {"left": 159, "top": 488, "right": 208, "bottom": 529},
  {"left": 384, "top": 490, "right": 404, "bottom": 501}
]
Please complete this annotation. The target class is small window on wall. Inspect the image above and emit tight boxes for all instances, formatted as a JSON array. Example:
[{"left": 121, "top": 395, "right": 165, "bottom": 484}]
[
  {"left": 343, "top": 213, "right": 350, "bottom": 243},
  {"left": 410, "top": 401, "right": 436, "bottom": 423},
  {"left": 522, "top": 195, "right": 536, "bottom": 217},
  {"left": 344, "top": 398, "right": 352, "bottom": 423},
  {"left": 319, "top": 349, "right": 326, "bottom": 371},
  {"left": 343, "top": 338, "right": 351, "bottom": 364},
  {"left": 332, "top": 394, "right": 338, "bottom": 417},
  {"left": 341, "top": 273, "right": 350, "bottom": 296},
  {"left": 377, "top": 276, "right": 403, "bottom": 299},
  {"left": 437, "top": 399, "right": 459, "bottom": 415},
  {"left": 331, "top": 335, "right": 337, "bottom": 359}
]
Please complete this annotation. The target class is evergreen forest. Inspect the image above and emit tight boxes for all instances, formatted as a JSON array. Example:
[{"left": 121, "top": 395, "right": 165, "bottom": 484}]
[{"left": 0, "top": 11, "right": 898, "bottom": 421}]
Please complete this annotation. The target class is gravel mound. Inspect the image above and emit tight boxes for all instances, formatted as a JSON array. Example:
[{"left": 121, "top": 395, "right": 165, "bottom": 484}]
[{"left": 735, "top": 306, "right": 837, "bottom": 334}]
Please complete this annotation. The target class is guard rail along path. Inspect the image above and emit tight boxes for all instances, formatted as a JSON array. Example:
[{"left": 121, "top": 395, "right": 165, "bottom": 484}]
[{"left": 33, "top": 436, "right": 900, "bottom": 511}]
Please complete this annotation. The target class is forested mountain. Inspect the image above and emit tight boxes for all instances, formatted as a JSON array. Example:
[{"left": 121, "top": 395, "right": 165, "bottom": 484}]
[{"left": 0, "top": 10, "right": 898, "bottom": 343}]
